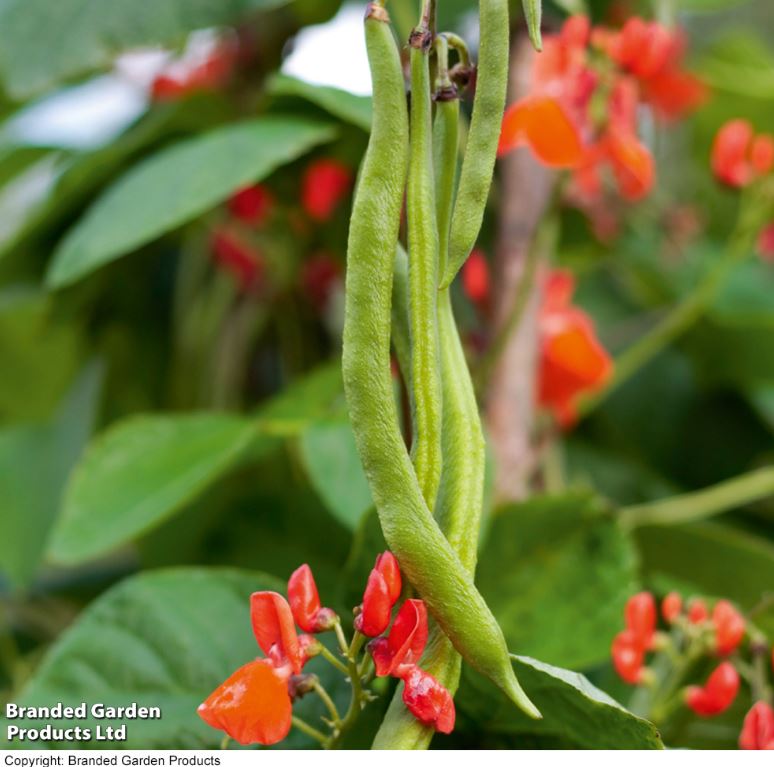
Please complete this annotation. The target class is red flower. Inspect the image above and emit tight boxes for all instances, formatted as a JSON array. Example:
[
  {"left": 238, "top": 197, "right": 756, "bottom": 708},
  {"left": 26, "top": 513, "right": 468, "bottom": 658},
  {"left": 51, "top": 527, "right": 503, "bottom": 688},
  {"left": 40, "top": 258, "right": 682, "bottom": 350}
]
[
  {"left": 687, "top": 598, "right": 708, "bottom": 624},
  {"left": 198, "top": 659, "right": 292, "bottom": 746},
  {"left": 355, "top": 551, "right": 402, "bottom": 637},
  {"left": 301, "top": 159, "right": 352, "bottom": 221},
  {"left": 370, "top": 599, "right": 428, "bottom": 678},
  {"left": 537, "top": 270, "right": 612, "bottom": 426},
  {"left": 661, "top": 591, "right": 682, "bottom": 623},
  {"left": 611, "top": 630, "right": 646, "bottom": 684},
  {"left": 300, "top": 253, "right": 341, "bottom": 311},
  {"left": 228, "top": 184, "right": 273, "bottom": 226},
  {"left": 211, "top": 230, "right": 263, "bottom": 291},
  {"left": 712, "top": 600, "right": 745, "bottom": 655},
  {"left": 712, "top": 120, "right": 774, "bottom": 187},
  {"left": 624, "top": 592, "right": 656, "bottom": 650},
  {"left": 402, "top": 667, "right": 456, "bottom": 734},
  {"left": 198, "top": 591, "right": 306, "bottom": 745},
  {"left": 462, "top": 249, "right": 491, "bottom": 305},
  {"left": 604, "top": 125, "right": 654, "bottom": 202},
  {"left": 151, "top": 43, "right": 236, "bottom": 102},
  {"left": 685, "top": 661, "right": 740, "bottom": 716},
  {"left": 757, "top": 223, "right": 774, "bottom": 262},
  {"left": 740, "top": 701, "right": 774, "bottom": 750},
  {"left": 288, "top": 564, "right": 337, "bottom": 633}
]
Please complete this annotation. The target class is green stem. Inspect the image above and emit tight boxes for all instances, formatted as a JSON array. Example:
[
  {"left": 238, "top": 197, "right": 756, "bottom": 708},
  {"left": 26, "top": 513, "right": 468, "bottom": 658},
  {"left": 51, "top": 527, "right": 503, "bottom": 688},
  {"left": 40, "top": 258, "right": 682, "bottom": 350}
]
[
  {"left": 292, "top": 716, "right": 328, "bottom": 746},
  {"left": 619, "top": 466, "right": 774, "bottom": 531},
  {"left": 317, "top": 643, "right": 349, "bottom": 675},
  {"left": 578, "top": 188, "right": 770, "bottom": 420},
  {"left": 327, "top": 633, "right": 368, "bottom": 749},
  {"left": 475, "top": 210, "right": 558, "bottom": 393},
  {"left": 312, "top": 680, "right": 342, "bottom": 727}
]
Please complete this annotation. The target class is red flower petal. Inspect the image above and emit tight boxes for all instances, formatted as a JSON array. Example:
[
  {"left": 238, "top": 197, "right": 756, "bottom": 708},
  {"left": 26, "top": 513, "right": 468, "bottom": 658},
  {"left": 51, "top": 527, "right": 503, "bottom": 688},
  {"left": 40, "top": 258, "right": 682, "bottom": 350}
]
[
  {"left": 686, "top": 662, "right": 740, "bottom": 717},
  {"left": 288, "top": 564, "right": 336, "bottom": 634},
  {"left": 250, "top": 592, "right": 304, "bottom": 674},
  {"left": 402, "top": 667, "right": 456, "bottom": 734},
  {"left": 197, "top": 659, "right": 292, "bottom": 746},
  {"left": 611, "top": 630, "right": 645, "bottom": 684},
  {"left": 462, "top": 250, "right": 491, "bottom": 304},
  {"left": 712, "top": 600, "right": 745, "bottom": 655},
  {"left": 645, "top": 71, "right": 708, "bottom": 120},
  {"left": 661, "top": 591, "right": 682, "bottom": 623},
  {"left": 355, "top": 569, "right": 392, "bottom": 637},
  {"left": 499, "top": 97, "right": 585, "bottom": 167},
  {"left": 688, "top": 598, "right": 708, "bottom": 624},
  {"left": 751, "top": 133, "right": 774, "bottom": 175},
  {"left": 739, "top": 701, "right": 774, "bottom": 750},
  {"left": 228, "top": 184, "right": 273, "bottom": 226},
  {"left": 624, "top": 592, "right": 657, "bottom": 650},
  {"left": 370, "top": 599, "right": 428, "bottom": 678},
  {"left": 374, "top": 551, "right": 402, "bottom": 604},
  {"left": 605, "top": 127, "right": 654, "bottom": 201},
  {"left": 711, "top": 119, "right": 754, "bottom": 188},
  {"left": 301, "top": 159, "right": 352, "bottom": 222}
]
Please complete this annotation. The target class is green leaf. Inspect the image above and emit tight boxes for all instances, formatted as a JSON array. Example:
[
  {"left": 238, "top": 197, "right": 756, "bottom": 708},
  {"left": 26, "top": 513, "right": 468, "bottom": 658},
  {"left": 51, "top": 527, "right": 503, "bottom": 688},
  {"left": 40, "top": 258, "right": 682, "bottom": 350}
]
[
  {"left": 48, "top": 413, "right": 259, "bottom": 564},
  {"left": 49, "top": 363, "right": 344, "bottom": 564},
  {"left": 9, "top": 568, "right": 347, "bottom": 749},
  {"left": 46, "top": 117, "right": 336, "bottom": 288},
  {"left": 635, "top": 521, "right": 774, "bottom": 610},
  {"left": 267, "top": 74, "right": 372, "bottom": 131},
  {"left": 477, "top": 493, "right": 638, "bottom": 669},
  {"left": 298, "top": 419, "right": 372, "bottom": 530},
  {"left": 457, "top": 655, "right": 663, "bottom": 749},
  {"left": 0, "top": 363, "right": 101, "bottom": 587},
  {"left": 0, "top": 0, "right": 291, "bottom": 99}
]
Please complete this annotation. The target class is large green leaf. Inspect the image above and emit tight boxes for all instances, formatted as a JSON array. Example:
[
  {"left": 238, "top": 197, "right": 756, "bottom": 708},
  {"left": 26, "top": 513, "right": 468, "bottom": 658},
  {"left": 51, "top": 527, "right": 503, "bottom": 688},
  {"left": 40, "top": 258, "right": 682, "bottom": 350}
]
[
  {"left": 457, "top": 656, "right": 663, "bottom": 749},
  {"left": 8, "top": 568, "right": 346, "bottom": 749},
  {"left": 46, "top": 117, "right": 335, "bottom": 288},
  {"left": 0, "top": 364, "right": 101, "bottom": 587},
  {"left": 477, "top": 493, "right": 638, "bottom": 669},
  {"left": 49, "top": 363, "right": 344, "bottom": 564},
  {"left": 298, "top": 419, "right": 372, "bottom": 530},
  {"left": 268, "top": 74, "right": 372, "bottom": 131},
  {"left": 48, "top": 413, "right": 259, "bottom": 564},
  {"left": 0, "top": 0, "right": 290, "bottom": 99},
  {"left": 636, "top": 521, "right": 774, "bottom": 611}
]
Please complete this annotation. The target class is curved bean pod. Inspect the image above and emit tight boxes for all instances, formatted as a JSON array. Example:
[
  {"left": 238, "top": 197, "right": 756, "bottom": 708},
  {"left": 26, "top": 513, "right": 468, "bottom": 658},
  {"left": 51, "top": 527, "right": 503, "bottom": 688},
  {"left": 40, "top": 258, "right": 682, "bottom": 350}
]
[
  {"left": 343, "top": 4, "right": 538, "bottom": 720},
  {"left": 440, "top": 0, "right": 509, "bottom": 289}
]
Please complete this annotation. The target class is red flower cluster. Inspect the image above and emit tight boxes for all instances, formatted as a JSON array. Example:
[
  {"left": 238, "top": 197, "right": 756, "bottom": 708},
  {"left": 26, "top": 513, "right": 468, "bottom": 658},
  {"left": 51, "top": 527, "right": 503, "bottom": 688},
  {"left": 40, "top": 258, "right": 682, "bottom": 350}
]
[
  {"left": 499, "top": 15, "right": 705, "bottom": 206},
  {"left": 301, "top": 159, "right": 353, "bottom": 222},
  {"left": 210, "top": 230, "right": 264, "bottom": 292},
  {"left": 198, "top": 554, "right": 455, "bottom": 746},
  {"left": 711, "top": 119, "right": 774, "bottom": 188},
  {"left": 357, "top": 554, "right": 455, "bottom": 733},
  {"left": 740, "top": 701, "right": 774, "bottom": 750},
  {"left": 537, "top": 269, "right": 612, "bottom": 426},
  {"left": 151, "top": 42, "right": 237, "bottom": 102},
  {"left": 611, "top": 592, "right": 656, "bottom": 684},
  {"left": 685, "top": 661, "right": 740, "bottom": 717}
]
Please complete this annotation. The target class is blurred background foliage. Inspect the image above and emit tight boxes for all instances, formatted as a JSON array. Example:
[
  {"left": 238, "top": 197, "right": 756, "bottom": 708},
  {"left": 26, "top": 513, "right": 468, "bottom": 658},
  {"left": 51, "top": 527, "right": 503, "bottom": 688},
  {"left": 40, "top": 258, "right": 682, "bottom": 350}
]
[{"left": 0, "top": 0, "right": 772, "bottom": 750}]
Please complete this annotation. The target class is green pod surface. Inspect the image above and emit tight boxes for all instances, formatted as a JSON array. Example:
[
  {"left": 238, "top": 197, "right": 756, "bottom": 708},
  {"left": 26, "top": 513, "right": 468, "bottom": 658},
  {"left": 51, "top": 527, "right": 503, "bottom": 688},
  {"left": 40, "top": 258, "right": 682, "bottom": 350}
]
[
  {"left": 342, "top": 7, "right": 538, "bottom": 720},
  {"left": 433, "top": 98, "right": 459, "bottom": 279},
  {"left": 440, "top": 0, "right": 509, "bottom": 289},
  {"left": 407, "top": 40, "right": 443, "bottom": 510}
]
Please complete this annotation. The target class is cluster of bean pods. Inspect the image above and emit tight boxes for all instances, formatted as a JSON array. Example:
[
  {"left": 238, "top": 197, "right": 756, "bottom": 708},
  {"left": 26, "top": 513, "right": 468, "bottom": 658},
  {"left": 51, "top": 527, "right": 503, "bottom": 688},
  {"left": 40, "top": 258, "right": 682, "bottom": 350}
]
[{"left": 342, "top": 0, "right": 542, "bottom": 748}]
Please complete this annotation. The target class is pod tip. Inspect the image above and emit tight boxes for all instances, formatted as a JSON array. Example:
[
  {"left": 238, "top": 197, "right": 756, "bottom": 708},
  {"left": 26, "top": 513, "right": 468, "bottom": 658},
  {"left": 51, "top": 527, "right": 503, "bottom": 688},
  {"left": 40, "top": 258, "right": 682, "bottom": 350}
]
[{"left": 505, "top": 676, "right": 542, "bottom": 720}]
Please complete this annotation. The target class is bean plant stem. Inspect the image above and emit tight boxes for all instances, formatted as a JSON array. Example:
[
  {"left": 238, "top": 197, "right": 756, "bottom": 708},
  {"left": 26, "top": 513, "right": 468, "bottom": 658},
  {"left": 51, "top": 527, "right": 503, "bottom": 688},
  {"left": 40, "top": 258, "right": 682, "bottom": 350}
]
[
  {"left": 292, "top": 716, "right": 328, "bottom": 745},
  {"left": 312, "top": 680, "right": 342, "bottom": 727},
  {"left": 317, "top": 643, "right": 349, "bottom": 674},
  {"left": 619, "top": 466, "right": 774, "bottom": 530}
]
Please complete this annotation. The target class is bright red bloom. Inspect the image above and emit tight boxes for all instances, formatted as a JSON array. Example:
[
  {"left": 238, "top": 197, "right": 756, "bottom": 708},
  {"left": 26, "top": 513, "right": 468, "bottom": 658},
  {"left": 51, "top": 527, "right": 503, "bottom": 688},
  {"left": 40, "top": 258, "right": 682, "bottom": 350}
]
[
  {"left": 462, "top": 249, "right": 491, "bottom": 304},
  {"left": 661, "top": 591, "right": 682, "bottom": 623},
  {"left": 740, "top": 701, "right": 774, "bottom": 750},
  {"left": 151, "top": 44, "right": 236, "bottom": 102},
  {"left": 355, "top": 552, "right": 402, "bottom": 637},
  {"left": 761, "top": 224, "right": 774, "bottom": 262},
  {"left": 288, "top": 564, "right": 336, "bottom": 633},
  {"left": 643, "top": 70, "right": 707, "bottom": 120},
  {"left": 301, "top": 159, "right": 352, "bottom": 221},
  {"left": 228, "top": 184, "right": 273, "bottom": 226},
  {"left": 199, "top": 591, "right": 305, "bottom": 745},
  {"left": 611, "top": 630, "right": 645, "bottom": 684},
  {"left": 300, "top": 253, "right": 341, "bottom": 311},
  {"left": 402, "top": 667, "right": 456, "bottom": 734},
  {"left": 685, "top": 662, "right": 740, "bottom": 716},
  {"left": 712, "top": 600, "right": 745, "bottom": 655},
  {"left": 370, "top": 599, "right": 428, "bottom": 678},
  {"left": 712, "top": 120, "right": 774, "bottom": 187},
  {"left": 624, "top": 592, "right": 657, "bottom": 649},
  {"left": 198, "top": 659, "right": 292, "bottom": 746},
  {"left": 687, "top": 598, "right": 708, "bottom": 624},
  {"left": 537, "top": 270, "right": 612, "bottom": 426},
  {"left": 250, "top": 592, "right": 305, "bottom": 674},
  {"left": 211, "top": 230, "right": 263, "bottom": 291}
]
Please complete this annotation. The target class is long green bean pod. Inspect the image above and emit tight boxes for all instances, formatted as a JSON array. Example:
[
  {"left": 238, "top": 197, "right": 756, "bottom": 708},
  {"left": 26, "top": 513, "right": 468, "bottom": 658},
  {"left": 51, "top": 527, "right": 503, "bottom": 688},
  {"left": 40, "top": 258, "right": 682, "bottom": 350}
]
[
  {"left": 407, "top": 25, "right": 443, "bottom": 510},
  {"left": 373, "top": 49, "right": 504, "bottom": 750},
  {"left": 343, "top": 3, "right": 538, "bottom": 719},
  {"left": 440, "top": 0, "right": 509, "bottom": 289}
]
